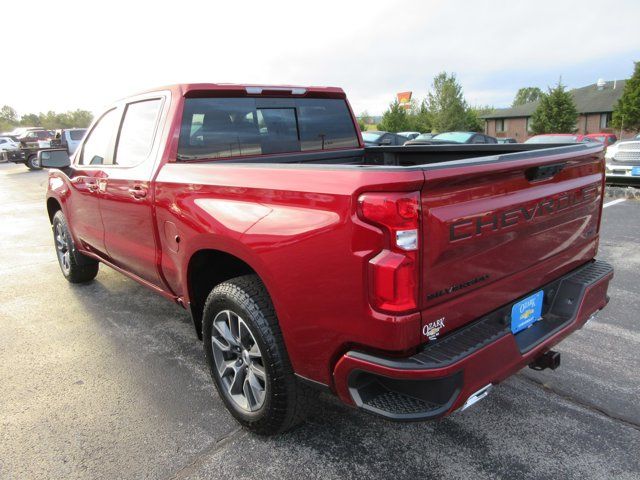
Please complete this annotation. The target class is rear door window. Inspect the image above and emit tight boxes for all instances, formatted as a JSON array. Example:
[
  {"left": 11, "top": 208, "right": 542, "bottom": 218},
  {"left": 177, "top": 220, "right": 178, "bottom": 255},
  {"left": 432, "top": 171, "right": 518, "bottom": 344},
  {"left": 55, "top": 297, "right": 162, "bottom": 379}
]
[
  {"left": 114, "top": 99, "right": 162, "bottom": 167},
  {"left": 178, "top": 97, "right": 358, "bottom": 160}
]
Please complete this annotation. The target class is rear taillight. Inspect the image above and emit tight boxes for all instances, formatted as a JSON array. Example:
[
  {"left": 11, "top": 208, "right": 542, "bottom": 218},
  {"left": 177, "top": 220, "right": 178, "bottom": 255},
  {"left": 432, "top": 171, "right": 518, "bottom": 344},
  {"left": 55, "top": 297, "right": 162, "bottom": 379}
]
[{"left": 358, "top": 192, "right": 420, "bottom": 312}]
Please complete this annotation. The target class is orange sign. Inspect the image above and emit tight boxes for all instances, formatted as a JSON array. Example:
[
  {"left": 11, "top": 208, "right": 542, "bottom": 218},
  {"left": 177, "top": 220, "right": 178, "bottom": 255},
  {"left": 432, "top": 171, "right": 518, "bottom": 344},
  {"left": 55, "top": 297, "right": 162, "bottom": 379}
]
[{"left": 396, "top": 91, "right": 412, "bottom": 109}]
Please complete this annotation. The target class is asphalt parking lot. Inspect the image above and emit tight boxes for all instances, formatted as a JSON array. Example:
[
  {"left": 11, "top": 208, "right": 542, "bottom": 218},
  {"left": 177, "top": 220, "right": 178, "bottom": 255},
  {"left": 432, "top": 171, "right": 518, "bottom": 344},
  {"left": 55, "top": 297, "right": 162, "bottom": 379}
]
[{"left": 1, "top": 162, "right": 639, "bottom": 480}]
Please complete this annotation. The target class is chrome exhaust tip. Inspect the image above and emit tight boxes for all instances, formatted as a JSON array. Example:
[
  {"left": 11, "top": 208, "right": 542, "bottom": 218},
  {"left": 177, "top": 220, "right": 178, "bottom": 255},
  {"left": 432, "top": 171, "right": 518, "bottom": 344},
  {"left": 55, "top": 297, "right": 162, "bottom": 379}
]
[{"left": 460, "top": 384, "right": 492, "bottom": 411}]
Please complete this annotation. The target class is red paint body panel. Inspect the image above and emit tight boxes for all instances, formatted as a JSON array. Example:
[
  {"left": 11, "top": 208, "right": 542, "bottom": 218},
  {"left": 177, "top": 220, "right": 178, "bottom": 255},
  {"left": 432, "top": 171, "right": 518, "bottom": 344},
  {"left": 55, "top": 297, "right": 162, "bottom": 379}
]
[
  {"left": 45, "top": 83, "right": 612, "bottom": 416},
  {"left": 333, "top": 267, "right": 613, "bottom": 410}
]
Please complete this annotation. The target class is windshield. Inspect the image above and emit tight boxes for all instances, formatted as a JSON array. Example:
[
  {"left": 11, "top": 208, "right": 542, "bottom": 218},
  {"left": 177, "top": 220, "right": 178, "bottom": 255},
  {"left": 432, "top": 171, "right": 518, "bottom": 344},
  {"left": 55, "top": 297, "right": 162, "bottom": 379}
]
[
  {"left": 432, "top": 132, "right": 473, "bottom": 143},
  {"left": 414, "top": 133, "right": 433, "bottom": 141},
  {"left": 362, "top": 132, "right": 383, "bottom": 142},
  {"left": 525, "top": 135, "right": 578, "bottom": 144}
]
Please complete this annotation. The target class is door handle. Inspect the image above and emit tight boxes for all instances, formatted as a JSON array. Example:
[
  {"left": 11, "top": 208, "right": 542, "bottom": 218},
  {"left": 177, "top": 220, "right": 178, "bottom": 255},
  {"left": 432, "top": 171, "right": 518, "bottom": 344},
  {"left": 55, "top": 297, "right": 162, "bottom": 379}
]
[{"left": 128, "top": 185, "right": 148, "bottom": 199}]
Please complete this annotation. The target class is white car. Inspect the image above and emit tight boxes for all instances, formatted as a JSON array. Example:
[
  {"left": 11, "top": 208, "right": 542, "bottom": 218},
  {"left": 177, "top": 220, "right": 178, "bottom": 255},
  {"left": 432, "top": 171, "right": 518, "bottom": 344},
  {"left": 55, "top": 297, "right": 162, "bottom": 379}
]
[
  {"left": 605, "top": 139, "right": 640, "bottom": 183},
  {"left": 0, "top": 136, "right": 19, "bottom": 162},
  {"left": 0, "top": 136, "right": 19, "bottom": 151}
]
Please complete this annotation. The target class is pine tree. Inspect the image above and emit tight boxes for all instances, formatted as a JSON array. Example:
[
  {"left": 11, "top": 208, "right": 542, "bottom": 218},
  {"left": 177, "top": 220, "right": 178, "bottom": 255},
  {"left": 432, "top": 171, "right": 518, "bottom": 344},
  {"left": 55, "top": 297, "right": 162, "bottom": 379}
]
[
  {"left": 612, "top": 61, "right": 640, "bottom": 132},
  {"left": 377, "top": 100, "right": 411, "bottom": 132},
  {"left": 407, "top": 99, "right": 432, "bottom": 133},
  {"left": 426, "top": 72, "right": 469, "bottom": 132},
  {"left": 530, "top": 83, "right": 578, "bottom": 134}
]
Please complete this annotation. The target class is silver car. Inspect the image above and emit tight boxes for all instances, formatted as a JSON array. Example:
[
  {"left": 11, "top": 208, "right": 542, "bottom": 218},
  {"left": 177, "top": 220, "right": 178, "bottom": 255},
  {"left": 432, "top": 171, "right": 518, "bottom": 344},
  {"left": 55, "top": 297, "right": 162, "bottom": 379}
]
[{"left": 606, "top": 140, "right": 640, "bottom": 184}]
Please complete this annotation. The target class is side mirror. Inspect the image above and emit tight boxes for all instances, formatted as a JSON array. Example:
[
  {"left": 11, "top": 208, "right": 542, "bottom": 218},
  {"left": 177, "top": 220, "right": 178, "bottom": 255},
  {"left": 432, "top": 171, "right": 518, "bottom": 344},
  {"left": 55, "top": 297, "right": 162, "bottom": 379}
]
[{"left": 39, "top": 149, "right": 71, "bottom": 169}]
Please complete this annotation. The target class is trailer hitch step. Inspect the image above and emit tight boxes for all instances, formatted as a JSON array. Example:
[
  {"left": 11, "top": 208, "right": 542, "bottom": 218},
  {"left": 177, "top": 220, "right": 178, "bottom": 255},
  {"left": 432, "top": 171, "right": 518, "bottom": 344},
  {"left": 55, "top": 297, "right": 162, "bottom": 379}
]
[{"left": 529, "top": 350, "right": 561, "bottom": 371}]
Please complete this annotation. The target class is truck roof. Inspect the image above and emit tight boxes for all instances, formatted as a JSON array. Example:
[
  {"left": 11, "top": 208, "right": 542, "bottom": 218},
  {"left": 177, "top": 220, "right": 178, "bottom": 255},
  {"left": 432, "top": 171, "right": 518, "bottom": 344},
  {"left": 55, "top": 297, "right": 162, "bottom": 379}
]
[{"left": 132, "top": 83, "right": 346, "bottom": 99}]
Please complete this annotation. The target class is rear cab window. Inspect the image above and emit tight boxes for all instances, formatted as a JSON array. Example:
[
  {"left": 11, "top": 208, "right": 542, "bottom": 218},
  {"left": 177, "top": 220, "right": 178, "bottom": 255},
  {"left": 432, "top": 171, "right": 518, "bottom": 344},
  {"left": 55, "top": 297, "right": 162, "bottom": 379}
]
[{"left": 177, "top": 97, "right": 359, "bottom": 160}]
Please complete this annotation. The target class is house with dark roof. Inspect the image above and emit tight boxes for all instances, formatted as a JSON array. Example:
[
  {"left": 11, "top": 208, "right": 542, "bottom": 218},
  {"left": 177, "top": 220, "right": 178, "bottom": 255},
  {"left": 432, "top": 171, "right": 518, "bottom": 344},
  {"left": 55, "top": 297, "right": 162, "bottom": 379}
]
[{"left": 482, "top": 80, "right": 630, "bottom": 141}]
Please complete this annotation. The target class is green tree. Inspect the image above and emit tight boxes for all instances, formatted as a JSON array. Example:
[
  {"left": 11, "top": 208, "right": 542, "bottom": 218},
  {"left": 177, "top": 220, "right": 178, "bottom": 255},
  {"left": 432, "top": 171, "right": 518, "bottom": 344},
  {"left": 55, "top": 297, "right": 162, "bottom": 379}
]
[
  {"left": 0, "top": 106, "right": 18, "bottom": 125},
  {"left": 612, "top": 61, "right": 640, "bottom": 132},
  {"left": 512, "top": 87, "right": 543, "bottom": 107},
  {"left": 530, "top": 83, "right": 578, "bottom": 134},
  {"left": 426, "top": 72, "right": 469, "bottom": 132},
  {"left": 0, "top": 119, "right": 13, "bottom": 133},
  {"left": 466, "top": 105, "right": 495, "bottom": 132},
  {"left": 377, "top": 100, "right": 411, "bottom": 132},
  {"left": 357, "top": 118, "right": 367, "bottom": 131},
  {"left": 359, "top": 110, "right": 372, "bottom": 126},
  {"left": 19, "top": 113, "right": 41, "bottom": 127},
  {"left": 66, "top": 109, "right": 94, "bottom": 128},
  {"left": 406, "top": 99, "right": 432, "bottom": 132},
  {"left": 38, "top": 111, "right": 61, "bottom": 130}
]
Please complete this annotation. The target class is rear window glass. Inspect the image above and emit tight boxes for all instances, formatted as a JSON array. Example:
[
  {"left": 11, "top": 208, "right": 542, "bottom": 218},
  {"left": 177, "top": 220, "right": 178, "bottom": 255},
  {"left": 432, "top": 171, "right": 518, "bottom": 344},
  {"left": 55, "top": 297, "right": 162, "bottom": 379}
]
[
  {"left": 525, "top": 135, "right": 577, "bottom": 144},
  {"left": 177, "top": 97, "right": 358, "bottom": 160},
  {"left": 432, "top": 132, "right": 474, "bottom": 143},
  {"left": 362, "top": 132, "right": 383, "bottom": 142},
  {"left": 69, "top": 129, "right": 86, "bottom": 141}
]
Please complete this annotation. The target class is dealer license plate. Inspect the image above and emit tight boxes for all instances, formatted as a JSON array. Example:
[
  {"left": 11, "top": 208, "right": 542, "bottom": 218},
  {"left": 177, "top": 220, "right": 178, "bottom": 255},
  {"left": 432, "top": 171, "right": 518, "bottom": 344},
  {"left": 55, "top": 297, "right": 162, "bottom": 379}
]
[{"left": 511, "top": 290, "right": 544, "bottom": 334}]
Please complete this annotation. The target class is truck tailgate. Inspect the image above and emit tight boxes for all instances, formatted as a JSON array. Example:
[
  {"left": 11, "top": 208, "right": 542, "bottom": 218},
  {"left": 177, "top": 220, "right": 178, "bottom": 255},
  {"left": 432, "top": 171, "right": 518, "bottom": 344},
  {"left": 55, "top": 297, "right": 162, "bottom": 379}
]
[{"left": 419, "top": 145, "right": 605, "bottom": 337}]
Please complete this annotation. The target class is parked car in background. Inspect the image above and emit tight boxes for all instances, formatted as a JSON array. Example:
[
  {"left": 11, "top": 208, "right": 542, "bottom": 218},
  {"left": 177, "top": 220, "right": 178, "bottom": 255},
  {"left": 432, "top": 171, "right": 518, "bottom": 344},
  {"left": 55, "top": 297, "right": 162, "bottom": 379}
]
[
  {"left": 50, "top": 128, "right": 87, "bottom": 154},
  {"left": 397, "top": 131, "right": 420, "bottom": 140},
  {"left": 497, "top": 137, "right": 517, "bottom": 144},
  {"left": 6, "top": 129, "right": 56, "bottom": 170},
  {"left": 605, "top": 139, "right": 640, "bottom": 184},
  {"left": 362, "top": 131, "right": 409, "bottom": 146},
  {"left": 0, "top": 136, "right": 20, "bottom": 162},
  {"left": 404, "top": 133, "right": 435, "bottom": 145},
  {"left": 6, "top": 127, "right": 35, "bottom": 138},
  {"left": 585, "top": 133, "right": 617, "bottom": 146},
  {"left": 18, "top": 129, "right": 54, "bottom": 146},
  {"left": 0, "top": 136, "right": 19, "bottom": 151},
  {"left": 406, "top": 131, "right": 498, "bottom": 145},
  {"left": 525, "top": 134, "right": 599, "bottom": 144},
  {"left": 0, "top": 133, "right": 19, "bottom": 142}
]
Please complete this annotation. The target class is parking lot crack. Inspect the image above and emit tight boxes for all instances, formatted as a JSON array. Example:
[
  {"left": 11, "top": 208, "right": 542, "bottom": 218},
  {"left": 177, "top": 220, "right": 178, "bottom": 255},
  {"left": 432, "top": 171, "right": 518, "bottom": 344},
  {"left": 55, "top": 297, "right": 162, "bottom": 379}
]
[
  {"left": 167, "top": 427, "right": 247, "bottom": 480},
  {"left": 519, "top": 375, "right": 640, "bottom": 432}
]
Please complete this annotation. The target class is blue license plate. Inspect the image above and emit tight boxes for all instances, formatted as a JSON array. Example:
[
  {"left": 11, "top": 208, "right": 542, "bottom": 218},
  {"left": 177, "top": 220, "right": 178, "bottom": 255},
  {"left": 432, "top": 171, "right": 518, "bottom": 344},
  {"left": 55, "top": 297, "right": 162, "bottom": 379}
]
[
  {"left": 632, "top": 167, "right": 640, "bottom": 176},
  {"left": 511, "top": 290, "right": 544, "bottom": 334}
]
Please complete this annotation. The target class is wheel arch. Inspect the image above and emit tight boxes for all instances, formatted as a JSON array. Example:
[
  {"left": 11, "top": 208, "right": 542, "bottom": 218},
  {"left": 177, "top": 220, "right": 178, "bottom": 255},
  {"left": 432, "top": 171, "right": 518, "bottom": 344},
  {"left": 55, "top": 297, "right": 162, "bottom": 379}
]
[
  {"left": 47, "top": 197, "right": 62, "bottom": 223},
  {"left": 186, "top": 248, "right": 266, "bottom": 340}
]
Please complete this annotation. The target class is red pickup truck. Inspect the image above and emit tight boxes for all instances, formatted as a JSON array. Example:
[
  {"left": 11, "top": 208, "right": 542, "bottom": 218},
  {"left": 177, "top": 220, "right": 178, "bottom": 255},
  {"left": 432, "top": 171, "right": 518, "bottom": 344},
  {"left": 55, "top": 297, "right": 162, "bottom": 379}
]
[{"left": 41, "top": 84, "right": 613, "bottom": 435}]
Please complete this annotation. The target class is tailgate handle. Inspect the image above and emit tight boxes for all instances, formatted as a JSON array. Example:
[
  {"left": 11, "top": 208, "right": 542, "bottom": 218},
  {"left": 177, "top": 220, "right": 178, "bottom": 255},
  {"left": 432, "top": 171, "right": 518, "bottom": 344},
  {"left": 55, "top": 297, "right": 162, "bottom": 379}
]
[{"left": 525, "top": 162, "right": 566, "bottom": 182}]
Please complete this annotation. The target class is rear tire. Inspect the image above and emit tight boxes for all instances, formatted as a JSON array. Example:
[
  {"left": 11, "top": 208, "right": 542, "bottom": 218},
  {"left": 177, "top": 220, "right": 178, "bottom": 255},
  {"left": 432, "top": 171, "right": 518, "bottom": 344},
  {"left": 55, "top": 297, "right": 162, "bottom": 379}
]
[
  {"left": 203, "top": 274, "right": 312, "bottom": 435},
  {"left": 26, "top": 154, "right": 41, "bottom": 170},
  {"left": 52, "top": 211, "right": 99, "bottom": 283}
]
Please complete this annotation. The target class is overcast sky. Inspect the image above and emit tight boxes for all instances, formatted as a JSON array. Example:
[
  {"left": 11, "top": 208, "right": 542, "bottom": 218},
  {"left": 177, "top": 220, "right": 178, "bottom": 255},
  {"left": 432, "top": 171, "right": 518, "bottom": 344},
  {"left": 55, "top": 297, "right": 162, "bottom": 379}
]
[{"left": 3, "top": 0, "right": 639, "bottom": 117}]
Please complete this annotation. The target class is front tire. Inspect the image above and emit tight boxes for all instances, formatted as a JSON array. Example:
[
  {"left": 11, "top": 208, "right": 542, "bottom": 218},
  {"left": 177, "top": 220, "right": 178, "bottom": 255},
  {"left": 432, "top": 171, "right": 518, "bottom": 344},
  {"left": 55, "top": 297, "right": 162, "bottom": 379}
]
[
  {"left": 52, "top": 211, "right": 99, "bottom": 283},
  {"left": 26, "top": 154, "right": 41, "bottom": 170},
  {"left": 203, "top": 274, "right": 311, "bottom": 435}
]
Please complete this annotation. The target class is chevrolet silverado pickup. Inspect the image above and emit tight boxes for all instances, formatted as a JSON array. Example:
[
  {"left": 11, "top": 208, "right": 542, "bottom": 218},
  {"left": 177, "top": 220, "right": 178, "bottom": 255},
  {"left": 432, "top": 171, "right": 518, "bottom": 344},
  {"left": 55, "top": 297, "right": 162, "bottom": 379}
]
[{"left": 42, "top": 84, "right": 613, "bottom": 435}]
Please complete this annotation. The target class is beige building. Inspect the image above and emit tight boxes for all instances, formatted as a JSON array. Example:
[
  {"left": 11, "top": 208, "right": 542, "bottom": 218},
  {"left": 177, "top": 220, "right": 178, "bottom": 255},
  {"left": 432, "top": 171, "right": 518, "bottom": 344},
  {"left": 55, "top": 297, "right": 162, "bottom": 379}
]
[{"left": 482, "top": 80, "right": 634, "bottom": 141}]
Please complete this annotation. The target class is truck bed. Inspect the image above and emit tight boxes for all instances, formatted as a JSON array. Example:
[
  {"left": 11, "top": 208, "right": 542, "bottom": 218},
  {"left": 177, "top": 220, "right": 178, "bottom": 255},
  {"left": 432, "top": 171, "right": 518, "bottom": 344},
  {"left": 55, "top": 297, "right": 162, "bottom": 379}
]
[{"left": 206, "top": 143, "right": 599, "bottom": 169}]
